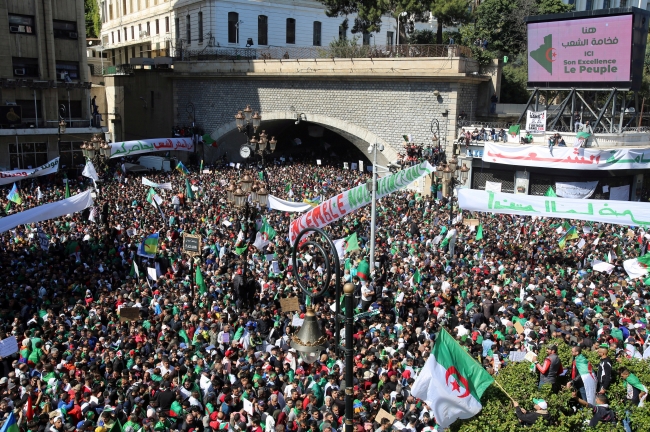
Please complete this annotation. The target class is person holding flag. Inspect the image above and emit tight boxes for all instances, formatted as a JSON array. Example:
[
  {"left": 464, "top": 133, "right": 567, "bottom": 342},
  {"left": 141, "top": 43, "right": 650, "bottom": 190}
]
[{"left": 566, "top": 346, "right": 597, "bottom": 405}]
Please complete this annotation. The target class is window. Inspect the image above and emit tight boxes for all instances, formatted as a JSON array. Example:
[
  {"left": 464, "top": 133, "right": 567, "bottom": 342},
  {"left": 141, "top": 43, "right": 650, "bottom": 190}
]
[
  {"left": 155, "top": 19, "right": 159, "bottom": 34},
  {"left": 102, "top": 2, "right": 107, "bottom": 23},
  {"left": 362, "top": 32, "right": 371, "bottom": 45},
  {"left": 123, "top": 0, "right": 127, "bottom": 15},
  {"left": 198, "top": 12, "right": 203, "bottom": 43},
  {"left": 109, "top": 3, "right": 113, "bottom": 20},
  {"left": 139, "top": 45, "right": 143, "bottom": 57},
  {"left": 175, "top": 17, "right": 179, "bottom": 40},
  {"left": 146, "top": 21, "right": 150, "bottom": 35},
  {"left": 228, "top": 12, "right": 239, "bottom": 43},
  {"left": 312, "top": 21, "right": 321, "bottom": 46},
  {"left": 124, "top": 27, "right": 127, "bottom": 41},
  {"left": 339, "top": 25, "right": 346, "bottom": 40},
  {"left": 585, "top": 0, "right": 593, "bottom": 9},
  {"left": 131, "top": 26, "right": 134, "bottom": 39},
  {"left": 286, "top": 18, "right": 296, "bottom": 44},
  {"left": 8, "top": 14, "right": 35, "bottom": 34},
  {"left": 138, "top": 23, "right": 141, "bottom": 35},
  {"left": 56, "top": 61, "right": 80, "bottom": 81},
  {"left": 117, "top": 30, "right": 120, "bottom": 42},
  {"left": 131, "top": 46, "right": 135, "bottom": 57},
  {"left": 59, "top": 142, "right": 84, "bottom": 170},
  {"left": 111, "top": 31, "right": 114, "bottom": 44},
  {"left": 53, "top": 20, "right": 78, "bottom": 39},
  {"left": 186, "top": 14, "right": 191, "bottom": 44},
  {"left": 16, "top": 100, "right": 40, "bottom": 121},
  {"left": 386, "top": 31, "right": 394, "bottom": 46},
  {"left": 9, "top": 143, "right": 48, "bottom": 170},
  {"left": 12, "top": 57, "right": 39, "bottom": 77},
  {"left": 620, "top": 0, "right": 627, "bottom": 6},
  {"left": 165, "top": 16, "right": 169, "bottom": 33},
  {"left": 258, "top": 15, "right": 268, "bottom": 45},
  {"left": 602, "top": 0, "right": 610, "bottom": 7}
]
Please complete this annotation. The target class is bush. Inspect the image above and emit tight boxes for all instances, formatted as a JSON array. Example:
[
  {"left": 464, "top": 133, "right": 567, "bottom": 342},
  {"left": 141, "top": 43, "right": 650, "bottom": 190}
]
[{"left": 449, "top": 339, "right": 650, "bottom": 431}]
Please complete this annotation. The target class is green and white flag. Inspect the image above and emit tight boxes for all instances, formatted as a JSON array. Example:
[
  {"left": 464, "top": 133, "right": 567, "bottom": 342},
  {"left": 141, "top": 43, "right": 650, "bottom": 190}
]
[
  {"left": 411, "top": 329, "right": 494, "bottom": 428},
  {"left": 333, "top": 233, "right": 360, "bottom": 259},
  {"left": 146, "top": 188, "right": 162, "bottom": 207},
  {"left": 252, "top": 219, "right": 277, "bottom": 251}
]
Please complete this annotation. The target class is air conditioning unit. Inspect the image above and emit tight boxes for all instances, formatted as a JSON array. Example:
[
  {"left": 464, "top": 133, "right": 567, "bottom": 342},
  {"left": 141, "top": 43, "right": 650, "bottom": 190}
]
[
  {"left": 9, "top": 26, "right": 20, "bottom": 33},
  {"left": 14, "top": 68, "right": 25, "bottom": 76},
  {"left": 69, "top": 32, "right": 78, "bottom": 39}
]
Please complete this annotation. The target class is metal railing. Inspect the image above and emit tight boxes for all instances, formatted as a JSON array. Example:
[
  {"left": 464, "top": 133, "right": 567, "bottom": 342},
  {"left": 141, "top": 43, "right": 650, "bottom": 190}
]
[
  {"left": 175, "top": 44, "right": 471, "bottom": 61},
  {"left": 102, "top": 65, "right": 134, "bottom": 75},
  {"left": 458, "top": 120, "right": 515, "bottom": 129}
]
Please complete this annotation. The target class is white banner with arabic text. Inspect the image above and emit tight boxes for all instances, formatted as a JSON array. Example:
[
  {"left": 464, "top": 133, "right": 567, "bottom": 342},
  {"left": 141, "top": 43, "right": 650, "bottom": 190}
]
[
  {"left": 0, "top": 157, "right": 59, "bottom": 186},
  {"left": 289, "top": 162, "right": 434, "bottom": 244},
  {"left": 142, "top": 177, "right": 173, "bottom": 190},
  {"left": 555, "top": 181, "right": 598, "bottom": 199},
  {"left": 268, "top": 195, "right": 313, "bottom": 213},
  {"left": 109, "top": 138, "right": 194, "bottom": 159},
  {"left": 0, "top": 190, "right": 94, "bottom": 233},
  {"left": 483, "top": 142, "right": 650, "bottom": 170},
  {"left": 458, "top": 189, "right": 650, "bottom": 227}
]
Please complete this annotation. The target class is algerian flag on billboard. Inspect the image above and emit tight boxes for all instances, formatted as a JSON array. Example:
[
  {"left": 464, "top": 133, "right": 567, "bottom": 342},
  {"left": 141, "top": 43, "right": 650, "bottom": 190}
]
[{"left": 411, "top": 329, "right": 494, "bottom": 428}]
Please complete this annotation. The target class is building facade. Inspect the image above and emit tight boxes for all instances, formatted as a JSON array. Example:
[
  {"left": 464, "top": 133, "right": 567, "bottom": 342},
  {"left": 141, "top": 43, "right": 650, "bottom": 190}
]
[
  {"left": 98, "top": 0, "right": 439, "bottom": 66},
  {"left": 564, "top": 0, "right": 649, "bottom": 11},
  {"left": 0, "top": 0, "right": 103, "bottom": 171}
]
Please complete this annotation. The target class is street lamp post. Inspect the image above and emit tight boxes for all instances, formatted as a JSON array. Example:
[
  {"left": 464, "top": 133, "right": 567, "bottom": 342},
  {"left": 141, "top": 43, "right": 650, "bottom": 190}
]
[
  {"left": 235, "top": 106, "right": 276, "bottom": 166},
  {"left": 290, "top": 227, "right": 354, "bottom": 432},
  {"left": 81, "top": 134, "right": 111, "bottom": 174},
  {"left": 367, "top": 143, "right": 384, "bottom": 272},
  {"left": 435, "top": 156, "right": 470, "bottom": 224}
]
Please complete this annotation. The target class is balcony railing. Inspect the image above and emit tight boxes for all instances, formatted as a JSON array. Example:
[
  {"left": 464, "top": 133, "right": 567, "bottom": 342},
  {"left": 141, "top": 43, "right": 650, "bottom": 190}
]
[
  {"left": 175, "top": 44, "right": 472, "bottom": 61},
  {"left": 102, "top": 65, "right": 134, "bottom": 76}
]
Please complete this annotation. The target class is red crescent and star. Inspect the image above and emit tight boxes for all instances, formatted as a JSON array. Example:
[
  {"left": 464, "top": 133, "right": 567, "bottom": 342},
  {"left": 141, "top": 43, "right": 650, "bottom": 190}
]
[
  {"left": 545, "top": 47, "right": 557, "bottom": 62},
  {"left": 445, "top": 366, "right": 470, "bottom": 398}
]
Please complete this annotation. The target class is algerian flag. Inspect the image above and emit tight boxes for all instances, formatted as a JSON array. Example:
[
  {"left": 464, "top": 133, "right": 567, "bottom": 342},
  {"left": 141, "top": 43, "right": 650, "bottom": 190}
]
[
  {"left": 571, "top": 354, "right": 596, "bottom": 405},
  {"left": 623, "top": 253, "right": 650, "bottom": 279},
  {"left": 334, "top": 238, "right": 345, "bottom": 260},
  {"left": 625, "top": 343, "right": 642, "bottom": 359},
  {"left": 544, "top": 186, "right": 557, "bottom": 197},
  {"left": 130, "top": 261, "right": 140, "bottom": 279},
  {"left": 252, "top": 232, "right": 269, "bottom": 251},
  {"left": 357, "top": 260, "right": 370, "bottom": 281},
  {"left": 410, "top": 269, "right": 421, "bottom": 286},
  {"left": 195, "top": 266, "right": 207, "bottom": 295},
  {"left": 260, "top": 219, "right": 277, "bottom": 240},
  {"left": 475, "top": 224, "right": 483, "bottom": 241},
  {"left": 411, "top": 329, "right": 494, "bottom": 428},
  {"left": 185, "top": 178, "right": 195, "bottom": 200},
  {"left": 146, "top": 188, "right": 162, "bottom": 207},
  {"left": 82, "top": 159, "right": 99, "bottom": 182},
  {"left": 344, "top": 232, "right": 359, "bottom": 253},
  {"left": 508, "top": 124, "right": 520, "bottom": 142}
]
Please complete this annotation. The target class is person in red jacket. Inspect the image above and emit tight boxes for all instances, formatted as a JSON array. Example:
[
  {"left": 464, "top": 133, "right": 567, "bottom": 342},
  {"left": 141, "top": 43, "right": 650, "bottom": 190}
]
[{"left": 535, "top": 344, "right": 564, "bottom": 393}]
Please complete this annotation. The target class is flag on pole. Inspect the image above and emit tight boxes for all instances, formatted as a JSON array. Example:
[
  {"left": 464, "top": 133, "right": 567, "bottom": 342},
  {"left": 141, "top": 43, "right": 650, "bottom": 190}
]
[
  {"left": 82, "top": 159, "right": 99, "bottom": 182},
  {"left": 195, "top": 266, "right": 207, "bottom": 295},
  {"left": 475, "top": 224, "right": 483, "bottom": 241},
  {"left": 252, "top": 219, "right": 277, "bottom": 250},
  {"left": 36, "top": 186, "right": 43, "bottom": 201},
  {"left": 0, "top": 412, "right": 19, "bottom": 432},
  {"left": 200, "top": 159, "right": 204, "bottom": 173},
  {"left": 185, "top": 178, "right": 195, "bottom": 200},
  {"left": 258, "top": 171, "right": 264, "bottom": 181},
  {"left": 410, "top": 268, "right": 422, "bottom": 285},
  {"left": 571, "top": 354, "right": 597, "bottom": 405},
  {"left": 130, "top": 261, "right": 140, "bottom": 279},
  {"left": 146, "top": 188, "right": 162, "bottom": 207},
  {"left": 6, "top": 183, "right": 21, "bottom": 205},
  {"left": 411, "top": 329, "right": 494, "bottom": 428},
  {"left": 544, "top": 186, "right": 557, "bottom": 197},
  {"left": 357, "top": 260, "right": 370, "bottom": 281},
  {"left": 565, "top": 226, "right": 578, "bottom": 240},
  {"left": 176, "top": 161, "right": 189, "bottom": 176}
]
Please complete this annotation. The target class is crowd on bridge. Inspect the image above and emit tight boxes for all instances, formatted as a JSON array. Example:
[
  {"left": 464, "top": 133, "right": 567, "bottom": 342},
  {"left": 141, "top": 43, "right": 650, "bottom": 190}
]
[{"left": 0, "top": 155, "right": 648, "bottom": 432}]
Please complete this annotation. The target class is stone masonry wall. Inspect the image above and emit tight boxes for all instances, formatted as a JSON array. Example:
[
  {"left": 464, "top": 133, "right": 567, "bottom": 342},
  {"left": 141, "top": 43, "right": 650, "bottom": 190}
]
[{"left": 174, "top": 79, "right": 478, "bottom": 157}]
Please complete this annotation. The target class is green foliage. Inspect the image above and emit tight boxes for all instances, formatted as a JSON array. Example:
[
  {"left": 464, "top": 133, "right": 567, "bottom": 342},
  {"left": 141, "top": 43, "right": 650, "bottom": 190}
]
[
  {"left": 430, "top": 0, "right": 473, "bottom": 43},
  {"left": 500, "top": 56, "right": 529, "bottom": 103},
  {"left": 449, "top": 339, "right": 650, "bottom": 431},
  {"left": 407, "top": 30, "right": 436, "bottom": 44},
  {"left": 537, "top": 0, "right": 575, "bottom": 14},
  {"left": 326, "top": 36, "right": 373, "bottom": 57},
  {"left": 84, "top": 0, "right": 101, "bottom": 38}
]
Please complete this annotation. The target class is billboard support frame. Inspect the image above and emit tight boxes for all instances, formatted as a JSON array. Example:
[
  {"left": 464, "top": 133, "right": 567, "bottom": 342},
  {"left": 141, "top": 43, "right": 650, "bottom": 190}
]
[{"left": 517, "top": 88, "right": 639, "bottom": 133}]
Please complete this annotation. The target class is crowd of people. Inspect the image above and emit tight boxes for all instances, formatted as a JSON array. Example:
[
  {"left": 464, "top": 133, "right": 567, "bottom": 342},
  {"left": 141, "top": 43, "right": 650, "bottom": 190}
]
[{"left": 0, "top": 155, "right": 648, "bottom": 432}]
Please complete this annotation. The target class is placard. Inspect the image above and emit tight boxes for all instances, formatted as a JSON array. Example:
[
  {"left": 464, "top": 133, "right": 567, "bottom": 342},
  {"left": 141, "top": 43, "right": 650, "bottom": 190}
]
[
  {"left": 463, "top": 218, "right": 480, "bottom": 227},
  {"left": 508, "top": 351, "right": 527, "bottom": 362},
  {"left": 0, "top": 336, "right": 18, "bottom": 357},
  {"left": 317, "top": 160, "right": 322, "bottom": 165},
  {"left": 183, "top": 233, "right": 201, "bottom": 256},
  {"left": 375, "top": 409, "right": 395, "bottom": 424},
  {"left": 514, "top": 321, "right": 525, "bottom": 334},
  {"left": 524, "top": 352, "right": 538, "bottom": 363},
  {"left": 243, "top": 398, "right": 253, "bottom": 415},
  {"left": 119, "top": 307, "right": 140, "bottom": 322},
  {"left": 525, "top": 110, "right": 547, "bottom": 133},
  {"left": 279, "top": 297, "right": 301, "bottom": 312}
]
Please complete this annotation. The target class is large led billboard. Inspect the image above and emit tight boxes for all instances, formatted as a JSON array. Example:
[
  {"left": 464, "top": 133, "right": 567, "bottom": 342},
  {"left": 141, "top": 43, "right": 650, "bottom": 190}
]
[{"left": 526, "top": 8, "right": 649, "bottom": 90}]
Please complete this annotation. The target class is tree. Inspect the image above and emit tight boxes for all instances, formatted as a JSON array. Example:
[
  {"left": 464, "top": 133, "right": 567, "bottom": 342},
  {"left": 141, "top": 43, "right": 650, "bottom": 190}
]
[
  {"left": 407, "top": 29, "right": 436, "bottom": 44},
  {"left": 84, "top": 0, "right": 101, "bottom": 39},
  {"left": 430, "top": 0, "right": 472, "bottom": 44}
]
